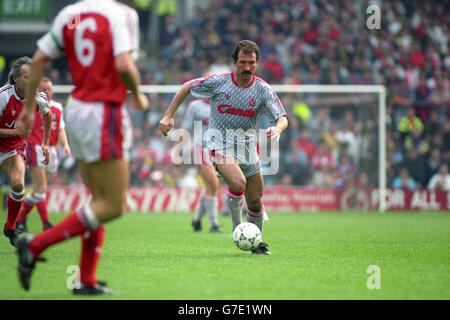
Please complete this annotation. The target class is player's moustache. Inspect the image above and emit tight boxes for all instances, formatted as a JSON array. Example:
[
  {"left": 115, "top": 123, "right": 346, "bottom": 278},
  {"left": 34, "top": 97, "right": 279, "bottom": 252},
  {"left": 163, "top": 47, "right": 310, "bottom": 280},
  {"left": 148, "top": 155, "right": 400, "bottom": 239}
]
[{"left": 242, "top": 71, "right": 252, "bottom": 75}]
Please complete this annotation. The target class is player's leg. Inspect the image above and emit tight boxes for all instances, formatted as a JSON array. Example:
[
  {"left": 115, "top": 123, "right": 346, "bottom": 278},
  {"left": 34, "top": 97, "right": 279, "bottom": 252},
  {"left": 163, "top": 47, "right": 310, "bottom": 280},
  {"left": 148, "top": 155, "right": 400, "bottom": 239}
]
[
  {"left": 215, "top": 159, "right": 246, "bottom": 232},
  {"left": 75, "top": 160, "right": 106, "bottom": 290},
  {"left": 32, "top": 165, "right": 51, "bottom": 230},
  {"left": 40, "top": 146, "right": 59, "bottom": 230},
  {"left": 244, "top": 173, "right": 270, "bottom": 255},
  {"left": 191, "top": 164, "right": 207, "bottom": 232},
  {"left": 17, "top": 159, "right": 128, "bottom": 291},
  {"left": 27, "top": 159, "right": 128, "bottom": 255},
  {"left": 244, "top": 172, "right": 264, "bottom": 232},
  {"left": 192, "top": 196, "right": 205, "bottom": 231},
  {"left": 17, "top": 165, "right": 50, "bottom": 232},
  {"left": 1, "top": 154, "right": 26, "bottom": 246},
  {"left": 71, "top": 159, "right": 128, "bottom": 294},
  {"left": 15, "top": 165, "right": 39, "bottom": 234},
  {"left": 200, "top": 164, "right": 221, "bottom": 232},
  {"left": 17, "top": 100, "right": 132, "bottom": 292},
  {"left": 217, "top": 177, "right": 229, "bottom": 216},
  {"left": 17, "top": 144, "right": 51, "bottom": 233}
]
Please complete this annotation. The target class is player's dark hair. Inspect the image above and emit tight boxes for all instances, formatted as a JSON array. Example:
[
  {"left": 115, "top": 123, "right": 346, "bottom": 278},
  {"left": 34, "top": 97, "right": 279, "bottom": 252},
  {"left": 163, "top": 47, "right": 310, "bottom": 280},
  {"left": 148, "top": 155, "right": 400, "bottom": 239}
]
[
  {"left": 8, "top": 56, "right": 32, "bottom": 84},
  {"left": 232, "top": 40, "right": 260, "bottom": 63}
]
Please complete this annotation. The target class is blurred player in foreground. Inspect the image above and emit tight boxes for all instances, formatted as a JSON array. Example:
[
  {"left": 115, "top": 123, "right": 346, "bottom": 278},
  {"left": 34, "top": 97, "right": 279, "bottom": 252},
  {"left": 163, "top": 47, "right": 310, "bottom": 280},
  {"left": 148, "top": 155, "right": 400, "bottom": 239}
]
[
  {"left": 15, "top": 77, "right": 71, "bottom": 234},
  {"left": 0, "top": 57, "right": 51, "bottom": 247},
  {"left": 16, "top": 0, "right": 148, "bottom": 295},
  {"left": 160, "top": 40, "right": 288, "bottom": 255},
  {"left": 180, "top": 98, "right": 222, "bottom": 233}
]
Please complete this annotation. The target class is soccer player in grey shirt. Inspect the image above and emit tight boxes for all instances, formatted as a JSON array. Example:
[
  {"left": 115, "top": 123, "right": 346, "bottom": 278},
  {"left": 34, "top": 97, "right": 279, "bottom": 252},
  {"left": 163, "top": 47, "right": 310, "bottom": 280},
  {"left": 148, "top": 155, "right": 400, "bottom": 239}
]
[
  {"left": 160, "top": 40, "right": 288, "bottom": 254},
  {"left": 180, "top": 98, "right": 222, "bottom": 233}
]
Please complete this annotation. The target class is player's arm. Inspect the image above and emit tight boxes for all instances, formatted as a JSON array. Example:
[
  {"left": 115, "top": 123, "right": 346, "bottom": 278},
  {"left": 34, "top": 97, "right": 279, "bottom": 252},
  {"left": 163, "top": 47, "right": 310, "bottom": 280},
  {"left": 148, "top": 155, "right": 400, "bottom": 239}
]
[
  {"left": 41, "top": 109, "right": 52, "bottom": 146},
  {"left": 19, "top": 49, "right": 52, "bottom": 138},
  {"left": 41, "top": 109, "right": 52, "bottom": 165},
  {"left": 0, "top": 126, "right": 26, "bottom": 137},
  {"left": 159, "top": 81, "right": 191, "bottom": 136},
  {"left": 58, "top": 127, "right": 71, "bottom": 157},
  {"left": 266, "top": 116, "right": 288, "bottom": 142},
  {"left": 115, "top": 52, "right": 148, "bottom": 111}
]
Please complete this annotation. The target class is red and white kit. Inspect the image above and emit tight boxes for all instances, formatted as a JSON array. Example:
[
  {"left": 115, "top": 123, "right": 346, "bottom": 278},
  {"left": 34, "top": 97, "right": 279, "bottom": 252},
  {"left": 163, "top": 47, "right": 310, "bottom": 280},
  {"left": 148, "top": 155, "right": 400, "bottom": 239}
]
[
  {"left": 0, "top": 85, "right": 50, "bottom": 165},
  {"left": 25, "top": 100, "right": 65, "bottom": 172},
  {"left": 36, "top": 0, "right": 138, "bottom": 163}
]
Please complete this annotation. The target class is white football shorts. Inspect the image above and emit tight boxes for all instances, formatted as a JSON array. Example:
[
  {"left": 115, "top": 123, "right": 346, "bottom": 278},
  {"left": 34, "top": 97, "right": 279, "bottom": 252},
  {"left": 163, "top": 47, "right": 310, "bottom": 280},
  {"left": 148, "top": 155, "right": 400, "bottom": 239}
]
[
  {"left": 46, "top": 146, "right": 59, "bottom": 173},
  {"left": 0, "top": 145, "right": 25, "bottom": 166},
  {"left": 65, "top": 98, "right": 132, "bottom": 163},
  {"left": 25, "top": 143, "right": 56, "bottom": 171},
  {"left": 208, "top": 140, "right": 262, "bottom": 178}
]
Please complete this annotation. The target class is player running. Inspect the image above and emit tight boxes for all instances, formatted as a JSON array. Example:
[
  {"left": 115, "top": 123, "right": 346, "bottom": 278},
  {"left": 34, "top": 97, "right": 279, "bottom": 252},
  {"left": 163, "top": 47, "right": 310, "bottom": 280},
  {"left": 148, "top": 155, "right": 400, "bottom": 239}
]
[
  {"left": 15, "top": 77, "right": 71, "bottom": 234},
  {"left": 0, "top": 56, "right": 51, "bottom": 247},
  {"left": 16, "top": 0, "right": 148, "bottom": 295},
  {"left": 160, "top": 40, "right": 288, "bottom": 255},
  {"left": 180, "top": 98, "right": 222, "bottom": 233}
]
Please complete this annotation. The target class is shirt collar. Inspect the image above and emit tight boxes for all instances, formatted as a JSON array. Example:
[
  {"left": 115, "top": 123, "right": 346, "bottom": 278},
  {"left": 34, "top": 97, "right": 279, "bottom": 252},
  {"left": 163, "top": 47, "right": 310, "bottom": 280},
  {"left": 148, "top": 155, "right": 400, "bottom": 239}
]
[{"left": 13, "top": 85, "right": 25, "bottom": 101}]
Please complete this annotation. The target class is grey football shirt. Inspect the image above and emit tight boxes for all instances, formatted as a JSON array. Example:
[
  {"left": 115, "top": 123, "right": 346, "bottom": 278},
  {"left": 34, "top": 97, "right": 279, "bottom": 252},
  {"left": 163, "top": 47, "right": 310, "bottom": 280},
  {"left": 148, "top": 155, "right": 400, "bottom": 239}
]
[
  {"left": 189, "top": 72, "right": 286, "bottom": 151},
  {"left": 181, "top": 99, "right": 210, "bottom": 147}
]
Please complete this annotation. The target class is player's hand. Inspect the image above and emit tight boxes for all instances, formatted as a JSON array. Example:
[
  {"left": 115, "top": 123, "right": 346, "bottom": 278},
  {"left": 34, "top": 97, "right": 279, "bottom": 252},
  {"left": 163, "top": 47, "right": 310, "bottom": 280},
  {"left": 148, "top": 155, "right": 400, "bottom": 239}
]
[
  {"left": 266, "top": 126, "right": 281, "bottom": 142},
  {"left": 63, "top": 144, "right": 72, "bottom": 158},
  {"left": 17, "top": 109, "right": 36, "bottom": 138},
  {"left": 159, "top": 115, "right": 174, "bottom": 137},
  {"left": 13, "top": 122, "right": 27, "bottom": 137},
  {"left": 131, "top": 92, "right": 149, "bottom": 111},
  {"left": 36, "top": 92, "right": 49, "bottom": 110},
  {"left": 41, "top": 144, "right": 50, "bottom": 165}
]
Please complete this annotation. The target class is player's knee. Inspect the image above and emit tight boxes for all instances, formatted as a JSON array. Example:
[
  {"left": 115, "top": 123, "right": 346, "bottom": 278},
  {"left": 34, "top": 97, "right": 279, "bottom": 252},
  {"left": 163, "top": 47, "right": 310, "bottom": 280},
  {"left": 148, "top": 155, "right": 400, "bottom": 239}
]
[
  {"left": 11, "top": 182, "right": 24, "bottom": 193},
  {"left": 109, "top": 200, "right": 126, "bottom": 218},
  {"left": 229, "top": 177, "right": 246, "bottom": 193},
  {"left": 34, "top": 185, "right": 47, "bottom": 194},
  {"left": 109, "top": 206, "right": 125, "bottom": 219}
]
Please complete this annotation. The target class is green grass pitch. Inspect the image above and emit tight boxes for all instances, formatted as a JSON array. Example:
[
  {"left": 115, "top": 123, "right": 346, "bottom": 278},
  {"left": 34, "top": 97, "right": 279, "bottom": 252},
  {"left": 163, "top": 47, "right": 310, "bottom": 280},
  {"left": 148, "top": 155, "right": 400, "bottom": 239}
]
[{"left": 0, "top": 210, "right": 449, "bottom": 300}]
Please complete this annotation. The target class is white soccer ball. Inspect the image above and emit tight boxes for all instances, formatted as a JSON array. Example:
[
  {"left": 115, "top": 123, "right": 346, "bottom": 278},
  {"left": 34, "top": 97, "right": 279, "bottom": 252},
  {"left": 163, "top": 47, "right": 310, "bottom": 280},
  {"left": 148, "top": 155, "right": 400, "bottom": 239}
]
[{"left": 233, "top": 222, "right": 261, "bottom": 251}]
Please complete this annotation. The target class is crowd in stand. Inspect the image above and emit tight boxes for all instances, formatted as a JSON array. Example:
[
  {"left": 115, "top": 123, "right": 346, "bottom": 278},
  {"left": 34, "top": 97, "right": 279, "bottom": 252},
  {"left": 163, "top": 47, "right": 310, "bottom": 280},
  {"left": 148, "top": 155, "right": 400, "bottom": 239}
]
[{"left": 15, "top": 0, "right": 450, "bottom": 191}]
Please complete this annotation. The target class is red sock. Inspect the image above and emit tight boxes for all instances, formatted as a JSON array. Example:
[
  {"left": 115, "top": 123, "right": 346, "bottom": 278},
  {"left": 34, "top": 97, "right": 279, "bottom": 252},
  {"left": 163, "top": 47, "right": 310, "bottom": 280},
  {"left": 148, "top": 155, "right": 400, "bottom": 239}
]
[
  {"left": 16, "top": 200, "right": 34, "bottom": 224},
  {"left": 6, "top": 192, "right": 24, "bottom": 229},
  {"left": 36, "top": 200, "right": 49, "bottom": 226},
  {"left": 29, "top": 211, "right": 88, "bottom": 259},
  {"left": 80, "top": 226, "right": 105, "bottom": 287}
]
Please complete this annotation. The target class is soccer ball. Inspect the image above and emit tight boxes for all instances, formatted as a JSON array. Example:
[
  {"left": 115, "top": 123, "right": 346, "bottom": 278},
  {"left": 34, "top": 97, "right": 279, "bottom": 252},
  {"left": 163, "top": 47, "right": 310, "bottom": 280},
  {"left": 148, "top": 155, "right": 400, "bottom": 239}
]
[{"left": 233, "top": 222, "right": 261, "bottom": 251}]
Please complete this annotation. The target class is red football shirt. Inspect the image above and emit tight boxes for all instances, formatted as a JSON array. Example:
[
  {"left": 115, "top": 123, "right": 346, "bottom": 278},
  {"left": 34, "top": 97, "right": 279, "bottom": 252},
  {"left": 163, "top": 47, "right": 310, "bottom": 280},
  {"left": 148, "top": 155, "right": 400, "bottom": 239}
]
[
  {"left": 36, "top": 0, "right": 139, "bottom": 104},
  {"left": 0, "top": 85, "right": 50, "bottom": 152},
  {"left": 26, "top": 100, "right": 64, "bottom": 146}
]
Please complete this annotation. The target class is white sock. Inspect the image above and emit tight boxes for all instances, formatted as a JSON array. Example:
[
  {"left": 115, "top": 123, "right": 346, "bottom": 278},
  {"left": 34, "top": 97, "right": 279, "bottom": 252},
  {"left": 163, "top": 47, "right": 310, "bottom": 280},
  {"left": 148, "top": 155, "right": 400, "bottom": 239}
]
[
  {"left": 193, "top": 194, "right": 206, "bottom": 222},
  {"left": 10, "top": 189, "right": 25, "bottom": 202},
  {"left": 76, "top": 205, "right": 100, "bottom": 231},
  {"left": 24, "top": 193, "right": 37, "bottom": 205},
  {"left": 226, "top": 190, "right": 244, "bottom": 231},
  {"left": 203, "top": 195, "right": 219, "bottom": 227}
]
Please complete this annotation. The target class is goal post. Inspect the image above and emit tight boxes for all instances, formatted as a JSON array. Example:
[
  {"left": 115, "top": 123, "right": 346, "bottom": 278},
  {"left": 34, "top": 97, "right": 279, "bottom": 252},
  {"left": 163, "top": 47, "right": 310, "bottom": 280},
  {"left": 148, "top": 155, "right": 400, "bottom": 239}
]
[{"left": 53, "top": 84, "right": 387, "bottom": 212}]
